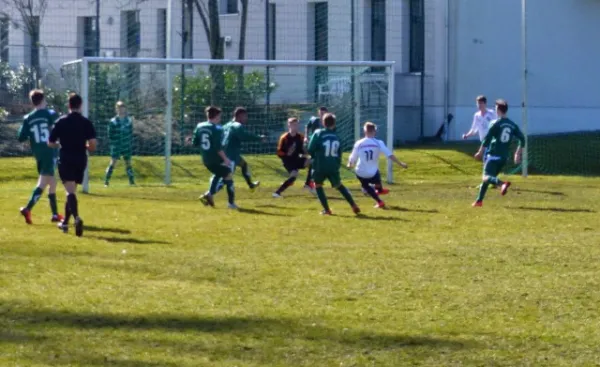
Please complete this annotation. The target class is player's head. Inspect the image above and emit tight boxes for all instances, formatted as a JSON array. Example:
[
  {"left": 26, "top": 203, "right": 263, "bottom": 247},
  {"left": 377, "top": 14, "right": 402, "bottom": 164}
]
[
  {"left": 495, "top": 99, "right": 508, "bottom": 117},
  {"left": 322, "top": 113, "right": 336, "bottom": 130},
  {"left": 233, "top": 107, "right": 248, "bottom": 124},
  {"left": 318, "top": 106, "right": 328, "bottom": 119},
  {"left": 476, "top": 95, "right": 487, "bottom": 111},
  {"left": 68, "top": 93, "right": 83, "bottom": 112},
  {"left": 29, "top": 89, "right": 46, "bottom": 108},
  {"left": 363, "top": 122, "right": 377, "bottom": 138},
  {"left": 287, "top": 117, "right": 299, "bottom": 134},
  {"left": 115, "top": 101, "right": 127, "bottom": 116},
  {"left": 205, "top": 106, "right": 222, "bottom": 123}
]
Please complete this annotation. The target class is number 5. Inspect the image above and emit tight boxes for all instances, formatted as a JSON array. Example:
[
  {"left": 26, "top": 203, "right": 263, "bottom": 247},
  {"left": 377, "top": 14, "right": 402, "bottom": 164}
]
[{"left": 201, "top": 134, "right": 211, "bottom": 150}]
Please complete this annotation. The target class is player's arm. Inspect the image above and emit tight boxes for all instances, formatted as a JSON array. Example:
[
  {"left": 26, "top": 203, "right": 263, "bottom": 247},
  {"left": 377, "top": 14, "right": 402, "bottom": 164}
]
[
  {"left": 514, "top": 125, "right": 526, "bottom": 164},
  {"left": 347, "top": 142, "right": 359, "bottom": 168},
  {"left": 462, "top": 115, "right": 478, "bottom": 139},
  {"left": 379, "top": 140, "right": 408, "bottom": 169},
  {"left": 304, "top": 121, "right": 310, "bottom": 142},
  {"left": 475, "top": 123, "right": 497, "bottom": 159},
  {"left": 48, "top": 120, "right": 61, "bottom": 148},
  {"left": 276, "top": 134, "right": 288, "bottom": 158},
  {"left": 86, "top": 119, "right": 98, "bottom": 152},
  {"left": 238, "top": 125, "right": 265, "bottom": 142},
  {"left": 307, "top": 131, "right": 318, "bottom": 156},
  {"left": 214, "top": 128, "right": 231, "bottom": 166},
  {"left": 17, "top": 120, "right": 28, "bottom": 143}
]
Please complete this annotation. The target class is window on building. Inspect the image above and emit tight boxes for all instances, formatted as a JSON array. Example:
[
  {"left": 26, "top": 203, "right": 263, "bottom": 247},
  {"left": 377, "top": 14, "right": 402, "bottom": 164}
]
[
  {"left": 157, "top": 9, "right": 167, "bottom": 59},
  {"left": 267, "top": 3, "right": 276, "bottom": 60},
  {"left": 82, "top": 17, "right": 98, "bottom": 57},
  {"left": 409, "top": 0, "right": 424, "bottom": 72},
  {"left": 182, "top": 1, "right": 193, "bottom": 59},
  {"left": 371, "top": 0, "right": 386, "bottom": 62},
  {"left": 220, "top": 0, "right": 238, "bottom": 15},
  {"left": 122, "top": 10, "right": 140, "bottom": 57},
  {"left": 0, "top": 17, "right": 8, "bottom": 63}
]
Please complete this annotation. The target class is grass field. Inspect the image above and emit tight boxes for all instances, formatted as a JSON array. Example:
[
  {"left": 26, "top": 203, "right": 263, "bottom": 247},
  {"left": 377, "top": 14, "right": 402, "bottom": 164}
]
[{"left": 1, "top": 149, "right": 600, "bottom": 367}]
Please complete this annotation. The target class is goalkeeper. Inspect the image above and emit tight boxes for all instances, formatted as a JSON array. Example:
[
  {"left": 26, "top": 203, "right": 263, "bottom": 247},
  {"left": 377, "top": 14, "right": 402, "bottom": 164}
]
[{"left": 104, "top": 101, "right": 135, "bottom": 186}]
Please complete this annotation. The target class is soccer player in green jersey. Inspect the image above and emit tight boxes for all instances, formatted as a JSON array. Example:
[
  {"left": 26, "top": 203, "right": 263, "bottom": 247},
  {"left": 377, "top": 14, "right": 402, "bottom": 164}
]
[
  {"left": 218, "top": 107, "right": 265, "bottom": 191},
  {"left": 192, "top": 106, "right": 237, "bottom": 209},
  {"left": 307, "top": 113, "right": 360, "bottom": 215},
  {"left": 104, "top": 101, "right": 135, "bottom": 186},
  {"left": 17, "top": 89, "right": 63, "bottom": 224},
  {"left": 303, "top": 106, "right": 328, "bottom": 192},
  {"left": 472, "top": 99, "right": 525, "bottom": 207}
]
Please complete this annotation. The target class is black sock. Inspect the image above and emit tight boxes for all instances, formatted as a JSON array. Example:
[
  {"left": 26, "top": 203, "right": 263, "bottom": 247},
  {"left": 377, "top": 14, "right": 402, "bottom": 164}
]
[
  {"left": 67, "top": 193, "right": 79, "bottom": 219},
  {"left": 362, "top": 183, "right": 381, "bottom": 203},
  {"left": 276, "top": 177, "right": 296, "bottom": 194},
  {"left": 64, "top": 201, "right": 72, "bottom": 224},
  {"left": 240, "top": 163, "right": 253, "bottom": 187},
  {"left": 224, "top": 179, "right": 235, "bottom": 204},
  {"left": 305, "top": 167, "right": 313, "bottom": 185}
]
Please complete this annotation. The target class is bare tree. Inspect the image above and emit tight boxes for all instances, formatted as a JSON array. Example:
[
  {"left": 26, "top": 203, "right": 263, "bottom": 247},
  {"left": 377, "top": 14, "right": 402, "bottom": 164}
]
[
  {"left": 193, "top": 0, "right": 225, "bottom": 105},
  {"left": 0, "top": 0, "right": 49, "bottom": 86},
  {"left": 236, "top": 0, "right": 249, "bottom": 93}
]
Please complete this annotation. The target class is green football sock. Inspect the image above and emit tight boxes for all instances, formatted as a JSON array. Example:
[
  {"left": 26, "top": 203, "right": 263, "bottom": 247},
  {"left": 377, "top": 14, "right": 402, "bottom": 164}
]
[
  {"left": 126, "top": 164, "right": 135, "bottom": 184},
  {"left": 476, "top": 182, "right": 490, "bottom": 202},
  {"left": 316, "top": 186, "right": 330, "bottom": 212},
  {"left": 26, "top": 187, "right": 44, "bottom": 210},
  {"left": 337, "top": 185, "right": 356, "bottom": 207},
  {"left": 240, "top": 163, "right": 253, "bottom": 187},
  {"left": 105, "top": 164, "right": 114, "bottom": 183},
  {"left": 224, "top": 179, "right": 235, "bottom": 204},
  {"left": 208, "top": 175, "right": 220, "bottom": 195},
  {"left": 48, "top": 193, "right": 58, "bottom": 216},
  {"left": 488, "top": 176, "right": 503, "bottom": 186}
]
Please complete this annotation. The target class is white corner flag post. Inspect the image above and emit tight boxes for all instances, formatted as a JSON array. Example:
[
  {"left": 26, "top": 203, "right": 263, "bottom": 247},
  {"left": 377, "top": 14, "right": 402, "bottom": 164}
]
[
  {"left": 164, "top": 0, "right": 173, "bottom": 185},
  {"left": 521, "top": 0, "right": 529, "bottom": 177},
  {"left": 81, "top": 58, "right": 90, "bottom": 193}
]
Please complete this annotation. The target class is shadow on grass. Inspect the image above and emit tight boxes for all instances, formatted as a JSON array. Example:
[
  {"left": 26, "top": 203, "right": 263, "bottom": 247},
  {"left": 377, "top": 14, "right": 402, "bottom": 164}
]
[
  {"left": 0, "top": 330, "right": 47, "bottom": 343},
  {"left": 237, "top": 207, "right": 290, "bottom": 217},
  {"left": 1, "top": 304, "right": 472, "bottom": 356},
  {"left": 423, "top": 152, "right": 470, "bottom": 175},
  {"left": 387, "top": 205, "right": 439, "bottom": 214},
  {"left": 509, "top": 206, "right": 595, "bottom": 213},
  {"left": 515, "top": 188, "right": 566, "bottom": 197},
  {"left": 86, "top": 225, "right": 132, "bottom": 235},
  {"left": 355, "top": 214, "right": 408, "bottom": 222},
  {"left": 91, "top": 236, "right": 171, "bottom": 245}
]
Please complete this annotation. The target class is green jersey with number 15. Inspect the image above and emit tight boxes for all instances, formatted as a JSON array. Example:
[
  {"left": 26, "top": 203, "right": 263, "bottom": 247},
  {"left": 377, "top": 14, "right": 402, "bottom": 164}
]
[
  {"left": 482, "top": 117, "right": 526, "bottom": 160},
  {"left": 17, "top": 108, "right": 58, "bottom": 159},
  {"left": 307, "top": 128, "right": 342, "bottom": 173},
  {"left": 193, "top": 121, "right": 224, "bottom": 166}
]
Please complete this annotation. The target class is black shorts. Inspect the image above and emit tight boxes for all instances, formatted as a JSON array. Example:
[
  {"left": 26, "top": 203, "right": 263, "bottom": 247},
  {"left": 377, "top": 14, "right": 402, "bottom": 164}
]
[
  {"left": 282, "top": 157, "right": 307, "bottom": 173},
  {"left": 58, "top": 155, "right": 87, "bottom": 184},
  {"left": 356, "top": 171, "right": 382, "bottom": 187}
]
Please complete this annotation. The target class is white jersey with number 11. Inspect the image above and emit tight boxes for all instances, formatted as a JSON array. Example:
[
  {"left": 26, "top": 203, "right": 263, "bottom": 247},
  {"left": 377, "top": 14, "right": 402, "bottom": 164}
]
[{"left": 348, "top": 137, "right": 393, "bottom": 178}]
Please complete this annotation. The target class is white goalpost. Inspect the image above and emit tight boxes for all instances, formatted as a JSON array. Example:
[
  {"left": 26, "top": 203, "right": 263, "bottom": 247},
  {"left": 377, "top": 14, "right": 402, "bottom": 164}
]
[{"left": 60, "top": 57, "right": 396, "bottom": 193}]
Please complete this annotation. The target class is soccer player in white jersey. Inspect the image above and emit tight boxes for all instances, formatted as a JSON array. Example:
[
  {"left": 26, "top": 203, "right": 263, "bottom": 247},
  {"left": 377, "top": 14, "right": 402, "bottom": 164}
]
[
  {"left": 462, "top": 95, "right": 497, "bottom": 142},
  {"left": 347, "top": 122, "right": 408, "bottom": 209}
]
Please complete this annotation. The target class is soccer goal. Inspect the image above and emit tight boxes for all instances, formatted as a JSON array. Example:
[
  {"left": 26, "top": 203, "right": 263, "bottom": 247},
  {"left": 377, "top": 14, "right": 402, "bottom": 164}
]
[{"left": 60, "top": 57, "right": 395, "bottom": 192}]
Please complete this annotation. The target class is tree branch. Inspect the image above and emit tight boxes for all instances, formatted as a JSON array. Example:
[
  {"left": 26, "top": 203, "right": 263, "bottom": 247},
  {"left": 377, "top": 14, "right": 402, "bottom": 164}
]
[{"left": 194, "top": 0, "right": 211, "bottom": 47}]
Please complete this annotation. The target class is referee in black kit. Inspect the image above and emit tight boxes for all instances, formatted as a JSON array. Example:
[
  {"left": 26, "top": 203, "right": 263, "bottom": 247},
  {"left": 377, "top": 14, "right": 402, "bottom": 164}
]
[{"left": 48, "top": 93, "right": 97, "bottom": 237}]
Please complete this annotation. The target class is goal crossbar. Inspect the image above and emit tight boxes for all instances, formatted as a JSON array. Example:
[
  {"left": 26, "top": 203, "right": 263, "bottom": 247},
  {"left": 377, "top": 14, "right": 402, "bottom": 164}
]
[{"left": 61, "top": 57, "right": 396, "bottom": 192}]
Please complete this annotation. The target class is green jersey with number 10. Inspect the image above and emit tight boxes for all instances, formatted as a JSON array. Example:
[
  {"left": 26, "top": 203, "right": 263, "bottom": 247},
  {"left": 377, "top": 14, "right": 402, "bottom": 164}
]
[
  {"left": 193, "top": 121, "right": 224, "bottom": 166},
  {"left": 482, "top": 117, "right": 526, "bottom": 160},
  {"left": 17, "top": 109, "right": 58, "bottom": 159},
  {"left": 308, "top": 128, "right": 342, "bottom": 173}
]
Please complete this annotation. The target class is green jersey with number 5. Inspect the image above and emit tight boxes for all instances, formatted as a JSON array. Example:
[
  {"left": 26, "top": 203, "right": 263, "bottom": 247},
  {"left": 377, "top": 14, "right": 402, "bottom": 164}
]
[
  {"left": 192, "top": 121, "right": 224, "bottom": 166},
  {"left": 17, "top": 109, "right": 58, "bottom": 159},
  {"left": 482, "top": 117, "right": 526, "bottom": 160},
  {"left": 307, "top": 128, "right": 342, "bottom": 173}
]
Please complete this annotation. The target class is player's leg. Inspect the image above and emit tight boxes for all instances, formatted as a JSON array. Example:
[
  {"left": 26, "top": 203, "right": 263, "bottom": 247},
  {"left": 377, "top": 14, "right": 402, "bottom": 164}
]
[
  {"left": 58, "top": 157, "right": 85, "bottom": 236},
  {"left": 312, "top": 172, "right": 331, "bottom": 214},
  {"left": 214, "top": 165, "right": 236, "bottom": 209},
  {"left": 331, "top": 173, "right": 360, "bottom": 214},
  {"left": 359, "top": 175, "right": 384, "bottom": 208},
  {"left": 104, "top": 153, "right": 119, "bottom": 187},
  {"left": 474, "top": 159, "right": 500, "bottom": 206},
  {"left": 371, "top": 171, "right": 389, "bottom": 195},
  {"left": 46, "top": 175, "right": 62, "bottom": 221},
  {"left": 304, "top": 163, "right": 314, "bottom": 189},
  {"left": 238, "top": 156, "right": 258, "bottom": 189},
  {"left": 20, "top": 160, "right": 48, "bottom": 224},
  {"left": 274, "top": 170, "right": 298, "bottom": 197},
  {"left": 124, "top": 153, "right": 135, "bottom": 185}
]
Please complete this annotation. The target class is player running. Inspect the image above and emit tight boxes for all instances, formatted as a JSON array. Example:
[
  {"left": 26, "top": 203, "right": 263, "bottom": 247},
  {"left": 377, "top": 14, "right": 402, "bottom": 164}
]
[
  {"left": 472, "top": 99, "right": 525, "bottom": 207},
  {"left": 308, "top": 113, "right": 360, "bottom": 215},
  {"left": 217, "top": 107, "right": 264, "bottom": 191},
  {"left": 48, "top": 93, "right": 97, "bottom": 237},
  {"left": 462, "top": 95, "right": 497, "bottom": 142},
  {"left": 347, "top": 122, "right": 408, "bottom": 209},
  {"left": 104, "top": 101, "right": 135, "bottom": 187},
  {"left": 272, "top": 117, "right": 310, "bottom": 198},
  {"left": 192, "top": 106, "right": 236, "bottom": 209},
  {"left": 17, "top": 89, "right": 63, "bottom": 224},
  {"left": 303, "top": 106, "right": 328, "bottom": 192}
]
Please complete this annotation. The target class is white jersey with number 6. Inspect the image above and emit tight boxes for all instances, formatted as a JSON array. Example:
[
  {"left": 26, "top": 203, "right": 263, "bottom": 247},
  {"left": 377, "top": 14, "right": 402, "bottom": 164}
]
[{"left": 348, "top": 137, "right": 393, "bottom": 178}]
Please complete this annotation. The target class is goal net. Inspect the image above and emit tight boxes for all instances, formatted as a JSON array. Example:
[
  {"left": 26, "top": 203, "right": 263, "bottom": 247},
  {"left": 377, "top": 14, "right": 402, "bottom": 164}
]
[{"left": 60, "top": 57, "right": 395, "bottom": 192}]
